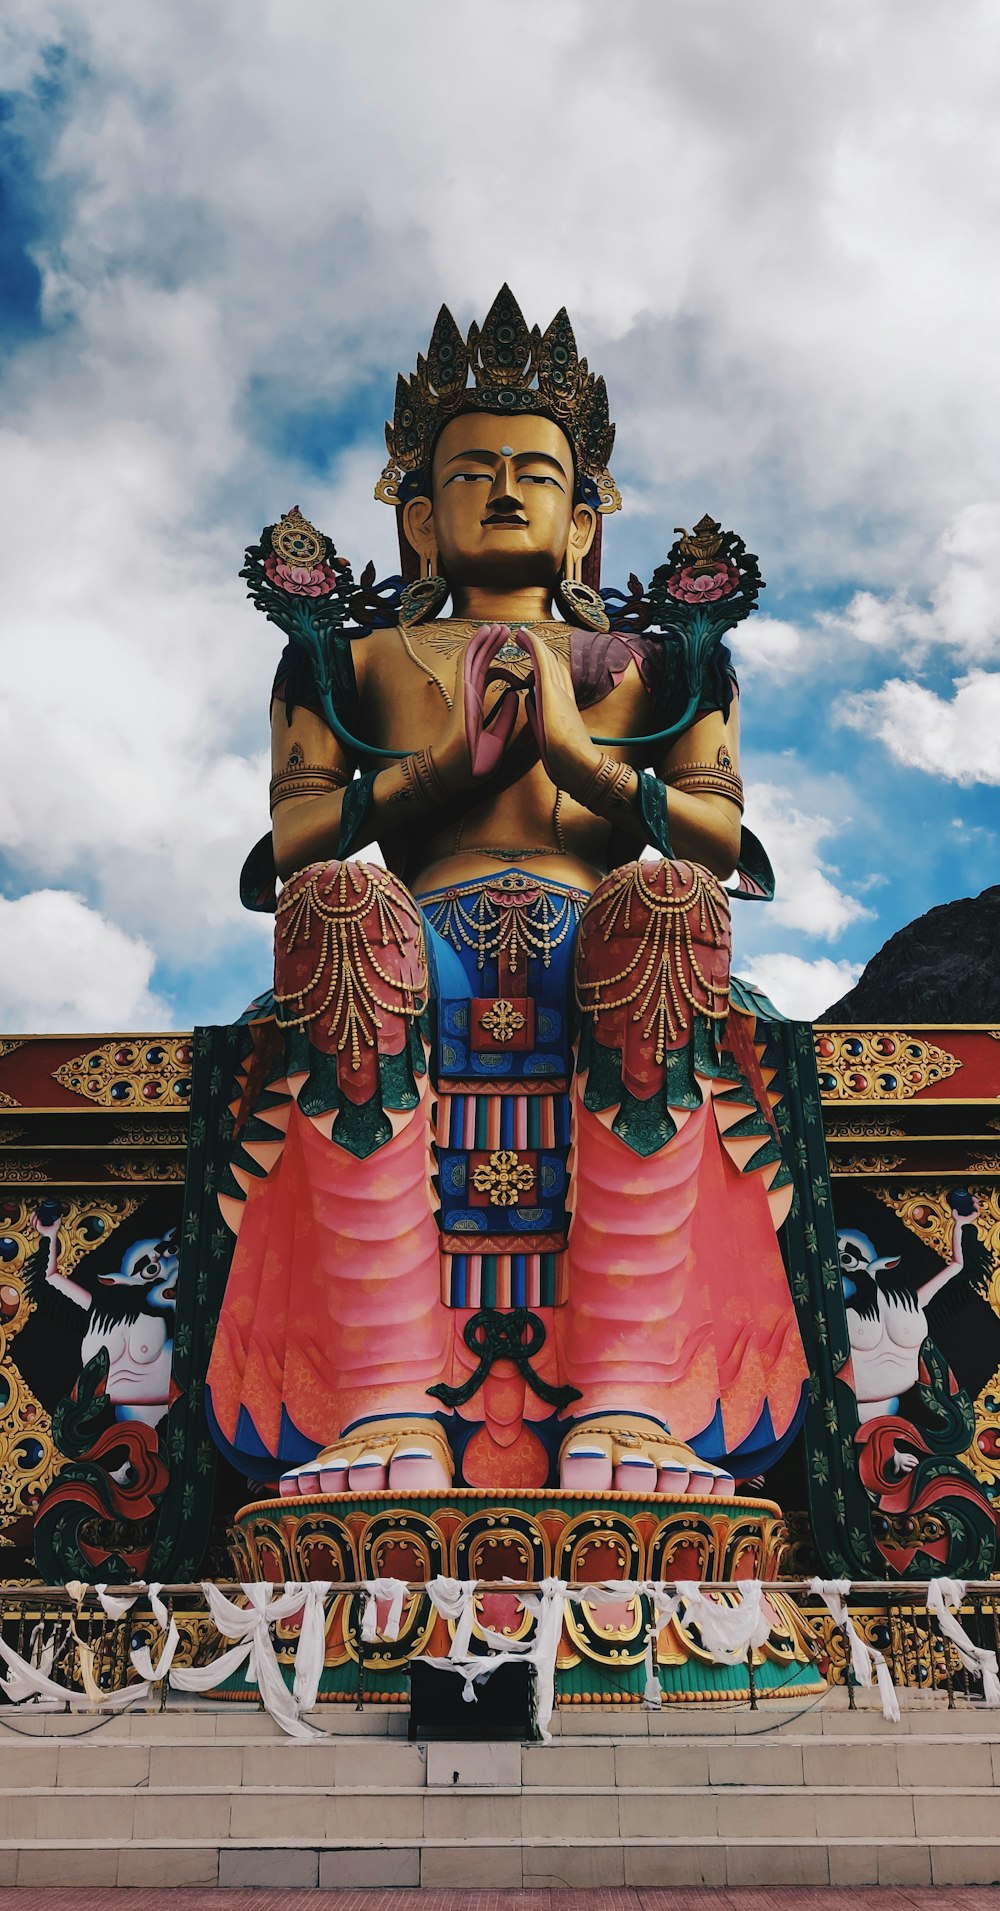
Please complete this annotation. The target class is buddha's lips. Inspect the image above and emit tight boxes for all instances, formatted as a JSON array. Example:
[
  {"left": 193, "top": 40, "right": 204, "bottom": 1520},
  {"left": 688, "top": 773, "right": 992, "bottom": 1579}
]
[{"left": 481, "top": 515, "right": 529, "bottom": 528}]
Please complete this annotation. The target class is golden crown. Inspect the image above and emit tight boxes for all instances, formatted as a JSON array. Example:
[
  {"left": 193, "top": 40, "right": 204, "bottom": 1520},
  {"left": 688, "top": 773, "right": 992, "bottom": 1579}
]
[{"left": 375, "top": 284, "right": 620, "bottom": 514}]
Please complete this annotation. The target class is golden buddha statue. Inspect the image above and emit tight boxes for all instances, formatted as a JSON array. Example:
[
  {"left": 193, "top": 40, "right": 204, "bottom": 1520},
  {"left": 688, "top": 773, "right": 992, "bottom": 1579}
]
[{"left": 207, "top": 288, "right": 806, "bottom": 1503}]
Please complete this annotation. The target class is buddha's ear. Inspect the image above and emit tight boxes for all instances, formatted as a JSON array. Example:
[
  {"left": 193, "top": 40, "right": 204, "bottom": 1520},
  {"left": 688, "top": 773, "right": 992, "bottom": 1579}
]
[
  {"left": 566, "top": 500, "right": 597, "bottom": 571},
  {"left": 402, "top": 494, "right": 437, "bottom": 569}
]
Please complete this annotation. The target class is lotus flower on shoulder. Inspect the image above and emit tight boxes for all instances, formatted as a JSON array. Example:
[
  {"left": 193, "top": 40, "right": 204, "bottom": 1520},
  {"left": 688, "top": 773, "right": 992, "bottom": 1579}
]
[
  {"left": 264, "top": 553, "right": 339, "bottom": 597},
  {"left": 666, "top": 561, "right": 740, "bottom": 605}
]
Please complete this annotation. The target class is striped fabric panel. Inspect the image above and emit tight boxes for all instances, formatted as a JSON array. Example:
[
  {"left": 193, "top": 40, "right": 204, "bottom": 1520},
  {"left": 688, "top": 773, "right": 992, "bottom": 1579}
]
[
  {"left": 442, "top": 1250, "right": 567, "bottom": 1309},
  {"left": 437, "top": 1090, "right": 569, "bottom": 1149}
]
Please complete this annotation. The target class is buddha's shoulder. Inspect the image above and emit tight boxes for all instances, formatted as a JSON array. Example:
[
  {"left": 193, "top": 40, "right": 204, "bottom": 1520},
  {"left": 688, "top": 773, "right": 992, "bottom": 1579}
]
[{"left": 351, "top": 618, "right": 472, "bottom": 650}]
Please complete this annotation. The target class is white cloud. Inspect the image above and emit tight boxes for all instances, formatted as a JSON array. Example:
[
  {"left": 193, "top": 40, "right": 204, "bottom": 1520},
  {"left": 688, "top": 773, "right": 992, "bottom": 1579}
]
[
  {"left": 740, "top": 952, "right": 862, "bottom": 1022},
  {"left": 742, "top": 782, "right": 871, "bottom": 939},
  {"left": 818, "top": 503, "right": 1000, "bottom": 666},
  {"left": 0, "top": 889, "right": 167, "bottom": 1029},
  {"left": 843, "top": 670, "right": 1000, "bottom": 785},
  {"left": 729, "top": 616, "right": 810, "bottom": 682},
  {"left": 733, "top": 501, "right": 1000, "bottom": 683},
  {"left": 0, "top": 420, "right": 276, "bottom": 955}
]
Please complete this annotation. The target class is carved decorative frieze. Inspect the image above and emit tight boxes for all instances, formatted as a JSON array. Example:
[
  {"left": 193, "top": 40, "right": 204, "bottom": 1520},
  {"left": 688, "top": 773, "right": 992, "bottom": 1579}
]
[
  {"left": 52, "top": 1038, "right": 193, "bottom": 1110},
  {"left": 815, "top": 1030, "right": 961, "bottom": 1101}
]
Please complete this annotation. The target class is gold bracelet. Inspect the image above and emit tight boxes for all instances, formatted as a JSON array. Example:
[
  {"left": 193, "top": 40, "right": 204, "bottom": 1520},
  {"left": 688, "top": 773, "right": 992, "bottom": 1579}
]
[
  {"left": 389, "top": 756, "right": 423, "bottom": 806},
  {"left": 602, "top": 760, "right": 637, "bottom": 813},
  {"left": 666, "top": 764, "right": 745, "bottom": 810},
  {"left": 269, "top": 766, "right": 350, "bottom": 811},
  {"left": 419, "top": 748, "right": 451, "bottom": 805},
  {"left": 592, "top": 760, "right": 637, "bottom": 819},
  {"left": 576, "top": 753, "right": 619, "bottom": 812},
  {"left": 409, "top": 748, "right": 450, "bottom": 808},
  {"left": 577, "top": 754, "right": 636, "bottom": 819},
  {"left": 410, "top": 751, "right": 436, "bottom": 806}
]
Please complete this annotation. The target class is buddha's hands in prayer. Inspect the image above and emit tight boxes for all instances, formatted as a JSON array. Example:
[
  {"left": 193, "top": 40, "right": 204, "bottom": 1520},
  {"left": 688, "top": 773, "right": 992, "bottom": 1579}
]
[
  {"left": 427, "top": 622, "right": 535, "bottom": 797},
  {"left": 457, "top": 622, "right": 537, "bottom": 783},
  {"left": 440, "top": 622, "right": 611, "bottom": 803},
  {"left": 431, "top": 624, "right": 514, "bottom": 794},
  {"left": 519, "top": 627, "right": 607, "bottom": 798}
]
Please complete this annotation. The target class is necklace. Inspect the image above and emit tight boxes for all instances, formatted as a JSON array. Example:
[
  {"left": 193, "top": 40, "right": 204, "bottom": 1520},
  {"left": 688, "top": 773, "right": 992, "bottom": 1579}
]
[
  {"left": 396, "top": 618, "right": 572, "bottom": 710},
  {"left": 396, "top": 626, "right": 453, "bottom": 710}
]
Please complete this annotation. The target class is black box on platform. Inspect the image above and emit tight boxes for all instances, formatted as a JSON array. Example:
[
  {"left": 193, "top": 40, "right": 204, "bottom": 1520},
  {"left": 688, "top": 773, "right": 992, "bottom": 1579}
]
[{"left": 407, "top": 1660, "right": 538, "bottom": 1740}]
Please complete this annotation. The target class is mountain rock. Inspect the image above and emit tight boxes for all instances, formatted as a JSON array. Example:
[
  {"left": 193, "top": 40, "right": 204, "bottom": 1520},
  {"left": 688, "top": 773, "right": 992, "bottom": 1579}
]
[{"left": 820, "top": 885, "right": 1000, "bottom": 1022}]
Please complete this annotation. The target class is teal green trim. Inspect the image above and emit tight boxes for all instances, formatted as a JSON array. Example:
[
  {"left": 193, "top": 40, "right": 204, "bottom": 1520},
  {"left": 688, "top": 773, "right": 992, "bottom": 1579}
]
[
  {"left": 730, "top": 973, "right": 787, "bottom": 1020},
  {"left": 636, "top": 773, "right": 673, "bottom": 858},
  {"left": 743, "top": 1134, "right": 784, "bottom": 1175},
  {"left": 331, "top": 1093, "right": 394, "bottom": 1158},
  {"left": 719, "top": 1107, "right": 773, "bottom": 1142},
  {"left": 239, "top": 832, "right": 278, "bottom": 915},
  {"left": 733, "top": 826, "right": 776, "bottom": 902},
  {"left": 579, "top": 1022, "right": 733, "bottom": 1158},
  {"left": 285, "top": 1036, "right": 342, "bottom": 1117},
  {"left": 380, "top": 1048, "right": 420, "bottom": 1112},
  {"left": 338, "top": 771, "right": 379, "bottom": 858}
]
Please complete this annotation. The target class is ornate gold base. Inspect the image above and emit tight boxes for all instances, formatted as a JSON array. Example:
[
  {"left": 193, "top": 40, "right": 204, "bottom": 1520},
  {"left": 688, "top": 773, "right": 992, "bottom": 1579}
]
[
  {"left": 229, "top": 1486, "right": 824, "bottom": 1705},
  {"left": 232, "top": 1483, "right": 788, "bottom": 1583}
]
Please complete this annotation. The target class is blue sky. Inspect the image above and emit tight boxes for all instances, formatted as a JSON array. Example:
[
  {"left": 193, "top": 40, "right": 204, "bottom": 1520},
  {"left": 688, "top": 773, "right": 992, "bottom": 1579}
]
[{"left": 0, "top": 0, "right": 997, "bottom": 1030}]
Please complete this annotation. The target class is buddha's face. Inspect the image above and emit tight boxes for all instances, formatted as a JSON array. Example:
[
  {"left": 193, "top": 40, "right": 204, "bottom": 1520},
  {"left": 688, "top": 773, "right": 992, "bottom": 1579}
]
[{"left": 402, "top": 411, "right": 596, "bottom": 591}]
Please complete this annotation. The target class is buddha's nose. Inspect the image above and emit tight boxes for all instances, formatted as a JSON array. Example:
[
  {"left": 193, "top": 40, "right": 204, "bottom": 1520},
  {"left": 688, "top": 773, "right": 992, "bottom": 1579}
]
[{"left": 487, "top": 458, "right": 523, "bottom": 512}]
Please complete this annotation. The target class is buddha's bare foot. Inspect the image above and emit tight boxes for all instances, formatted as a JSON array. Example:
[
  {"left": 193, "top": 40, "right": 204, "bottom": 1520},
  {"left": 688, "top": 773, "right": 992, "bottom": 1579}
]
[
  {"left": 279, "top": 1418, "right": 453, "bottom": 1498},
  {"left": 559, "top": 1415, "right": 735, "bottom": 1498}
]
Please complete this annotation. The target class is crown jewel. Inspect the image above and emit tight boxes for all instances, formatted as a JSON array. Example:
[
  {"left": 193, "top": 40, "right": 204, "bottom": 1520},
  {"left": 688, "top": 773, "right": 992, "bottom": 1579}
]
[{"left": 376, "top": 285, "right": 620, "bottom": 514}]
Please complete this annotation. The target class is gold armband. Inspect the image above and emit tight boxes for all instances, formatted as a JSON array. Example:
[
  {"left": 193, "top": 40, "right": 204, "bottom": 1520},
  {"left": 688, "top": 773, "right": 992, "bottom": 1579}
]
[
  {"left": 269, "top": 764, "right": 350, "bottom": 811},
  {"left": 665, "top": 762, "right": 745, "bottom": 811},
  {"left": 577, "top": 754, "right": 637, "bottom": 819},
  {"left": 409, "top": 748, "right": 451, "bottom": 808}
]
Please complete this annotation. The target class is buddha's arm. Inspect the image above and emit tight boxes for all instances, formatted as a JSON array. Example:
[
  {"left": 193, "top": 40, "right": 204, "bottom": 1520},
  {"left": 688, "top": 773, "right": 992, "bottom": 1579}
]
[
  {"left": 269, "top": 699, "right": 471, "bottom": 883},
  {"left": 566, "top": 708, "right": 740, "bottom": 880},
  {"left": 654, "top": 705, "right": 743, "bottom": 878}
]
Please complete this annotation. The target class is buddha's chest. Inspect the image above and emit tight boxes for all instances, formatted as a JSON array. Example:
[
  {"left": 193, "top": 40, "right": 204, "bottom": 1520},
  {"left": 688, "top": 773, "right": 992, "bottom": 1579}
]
[{"left": 358, "top": 622, "right": 653, "bottom": 753}]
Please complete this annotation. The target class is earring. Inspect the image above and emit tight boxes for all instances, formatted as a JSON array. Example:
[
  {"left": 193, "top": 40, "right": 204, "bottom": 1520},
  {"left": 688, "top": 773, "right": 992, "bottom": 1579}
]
[
  {"left": 400, "top": 550, "right": 449, "bottom": 626},
  {"left": 555, "top": 576, "right": 610, "bottom": 632}
]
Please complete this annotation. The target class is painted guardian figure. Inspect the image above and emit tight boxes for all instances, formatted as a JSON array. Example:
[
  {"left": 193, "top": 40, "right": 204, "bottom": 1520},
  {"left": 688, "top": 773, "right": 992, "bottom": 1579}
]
[{"left": 207, "top": 289, "right": 808, "bottom": 1500}]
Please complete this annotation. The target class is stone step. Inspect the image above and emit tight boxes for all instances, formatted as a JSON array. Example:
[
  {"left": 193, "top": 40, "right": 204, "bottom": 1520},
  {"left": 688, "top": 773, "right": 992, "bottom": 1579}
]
[
  {"left": 3, "top": 1731, "right": 998, "bottom": 1790},
  {"left": 2, "top": 1698, "right": 999, "bottom": 1887},
  {"left": 3, "top": 1832, "right": 1000, "bottom": 1889},
  {"left": 0, "top": 1781, "right": 997, "bottom": 1843}
]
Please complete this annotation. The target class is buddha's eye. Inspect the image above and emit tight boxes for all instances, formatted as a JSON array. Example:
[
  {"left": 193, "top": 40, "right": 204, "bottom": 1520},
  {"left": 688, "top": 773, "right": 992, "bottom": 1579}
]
[
  {"left": 445, "top": 471, "right": 491, "bottom": 485},
  {"left": 521, "top": 474, "right": 561, "bottom": 487}
]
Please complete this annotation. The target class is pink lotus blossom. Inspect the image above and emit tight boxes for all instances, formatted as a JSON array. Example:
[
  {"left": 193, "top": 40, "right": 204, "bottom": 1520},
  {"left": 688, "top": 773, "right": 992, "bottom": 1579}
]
[
  {"left": 264, "top": 553, "right": 338, "bottom": 597},
  {"left": 666, "top": 562, "right": 739, "bottom": 605}
]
